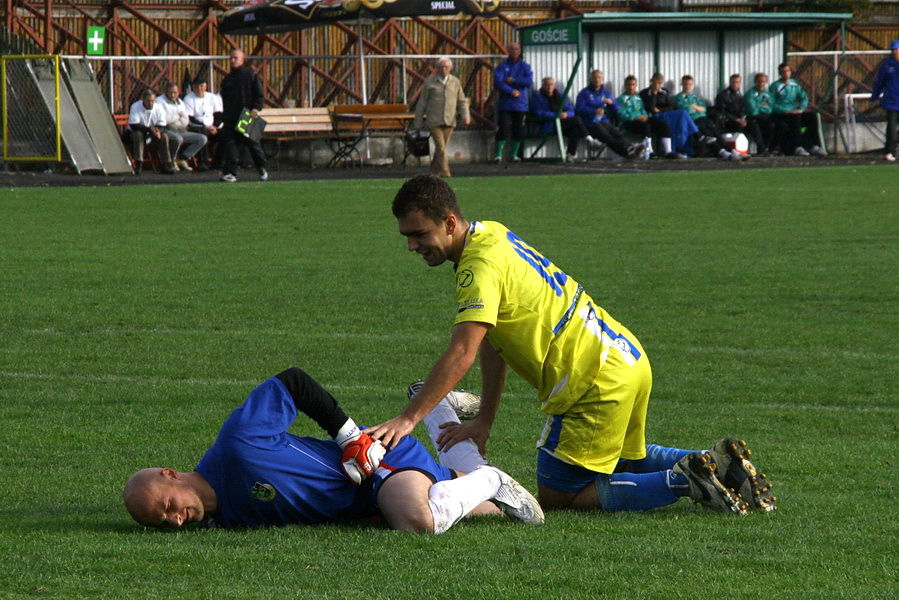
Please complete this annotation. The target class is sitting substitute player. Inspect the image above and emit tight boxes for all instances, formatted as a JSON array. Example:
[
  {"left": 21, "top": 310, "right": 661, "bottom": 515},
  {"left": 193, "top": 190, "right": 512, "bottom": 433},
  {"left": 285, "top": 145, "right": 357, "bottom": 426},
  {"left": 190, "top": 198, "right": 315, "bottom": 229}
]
[
  {"left": 123, "top": 367, "right": 544, "bottom": 533},
  {"left": 367, "top": 174, "right": 775, "bottom": 516}
]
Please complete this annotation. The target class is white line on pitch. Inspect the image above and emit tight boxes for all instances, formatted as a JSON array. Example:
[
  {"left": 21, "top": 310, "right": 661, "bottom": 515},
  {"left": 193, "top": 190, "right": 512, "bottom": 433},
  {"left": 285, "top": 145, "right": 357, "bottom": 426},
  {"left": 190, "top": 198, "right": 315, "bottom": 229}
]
[{"left": 0, "top": 371, "right": 895, "bottom": 414}]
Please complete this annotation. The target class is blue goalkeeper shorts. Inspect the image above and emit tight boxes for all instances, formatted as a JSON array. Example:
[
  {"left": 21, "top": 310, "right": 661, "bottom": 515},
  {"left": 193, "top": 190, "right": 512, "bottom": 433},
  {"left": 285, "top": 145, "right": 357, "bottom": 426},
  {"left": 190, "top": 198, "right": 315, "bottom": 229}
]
[{"left": 369, "top": 433, "right": 455, "bottom": 508}]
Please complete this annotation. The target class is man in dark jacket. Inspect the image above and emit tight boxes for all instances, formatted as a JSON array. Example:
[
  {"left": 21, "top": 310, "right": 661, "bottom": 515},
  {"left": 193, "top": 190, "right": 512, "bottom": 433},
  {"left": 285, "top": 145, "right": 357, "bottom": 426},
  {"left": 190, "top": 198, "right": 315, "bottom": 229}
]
[
  {"left": 219, "top": 49, "right": 268, "bottom": 182},
  {"left": 639, "top": 72, "right": 696, "bottom": 158},
  {"left": 870, "top": 40, "right": 899, "bottom": 162},
  {"left": 713, "top": 74, "right": 748, "bottom": 135}
]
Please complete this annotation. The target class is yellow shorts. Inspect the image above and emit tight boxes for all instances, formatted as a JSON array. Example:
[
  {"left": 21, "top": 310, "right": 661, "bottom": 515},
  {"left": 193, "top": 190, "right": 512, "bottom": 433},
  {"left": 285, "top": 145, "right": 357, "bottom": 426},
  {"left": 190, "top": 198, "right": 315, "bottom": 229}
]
[{"left": 536, "top": 344, "right": 652, "bottom": 474}]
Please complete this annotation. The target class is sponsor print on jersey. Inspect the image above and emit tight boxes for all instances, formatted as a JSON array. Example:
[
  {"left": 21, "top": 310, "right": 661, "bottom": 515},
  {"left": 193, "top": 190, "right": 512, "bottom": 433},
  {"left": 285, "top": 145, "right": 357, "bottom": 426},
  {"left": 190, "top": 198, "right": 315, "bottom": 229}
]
[
  {"left": 458, "top": 297, "right": 485, "bottom": 313},
  {"left": 251, "top": 482, "right": 277, "bottom": 501},
  {"left": 456, "top": 268, "right": 474, "bottom": 288}
]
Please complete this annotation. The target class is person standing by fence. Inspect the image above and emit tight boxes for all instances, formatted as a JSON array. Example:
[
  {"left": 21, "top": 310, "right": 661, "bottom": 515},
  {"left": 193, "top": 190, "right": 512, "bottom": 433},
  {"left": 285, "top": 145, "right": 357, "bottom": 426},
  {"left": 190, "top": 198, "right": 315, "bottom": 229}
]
[
  {"left": 493, "top": 43, "right": 533, "bottom": 163},
  {"left": 219, "top": 48, "right": 268, "bottom": 182},
  {"left": 413, "top": 57, "right": 471, "bottom": 177},
  {"left": 870, "top": 40, "right": 899, "bottom": 162}
]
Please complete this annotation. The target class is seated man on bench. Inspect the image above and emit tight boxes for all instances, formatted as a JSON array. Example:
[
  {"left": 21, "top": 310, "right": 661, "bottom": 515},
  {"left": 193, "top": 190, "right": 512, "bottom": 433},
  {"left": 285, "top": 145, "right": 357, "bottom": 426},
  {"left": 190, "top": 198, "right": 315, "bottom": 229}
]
[
  {"left": 530, "top": 76, "right": 602, "bottom": 161},
  {"left": 125, "top": 88, "right": 175, "bottom": 175},
  {"left": 575, "top": 69, "right": 643, "bottom": 159},
  {"left": 769, "top": 63, "right": 826, "bottom": 157}
]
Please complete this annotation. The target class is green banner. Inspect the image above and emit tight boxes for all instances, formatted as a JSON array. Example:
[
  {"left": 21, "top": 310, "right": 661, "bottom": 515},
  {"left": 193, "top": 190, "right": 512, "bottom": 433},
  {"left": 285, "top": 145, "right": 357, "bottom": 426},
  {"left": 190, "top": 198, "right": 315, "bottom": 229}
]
[
  {"left": 86, "top": 26, "right": 105, "bottom": 56},
  {"left": 522, "top": 19, "right": 580, "bottom": 46}
]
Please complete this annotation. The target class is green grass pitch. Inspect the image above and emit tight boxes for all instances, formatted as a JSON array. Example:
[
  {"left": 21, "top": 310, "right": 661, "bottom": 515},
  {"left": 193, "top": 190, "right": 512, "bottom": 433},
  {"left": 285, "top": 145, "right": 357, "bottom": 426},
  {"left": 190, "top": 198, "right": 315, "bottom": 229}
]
[{"left": 0, "top": 166, "right": 896, "bottom": 599}]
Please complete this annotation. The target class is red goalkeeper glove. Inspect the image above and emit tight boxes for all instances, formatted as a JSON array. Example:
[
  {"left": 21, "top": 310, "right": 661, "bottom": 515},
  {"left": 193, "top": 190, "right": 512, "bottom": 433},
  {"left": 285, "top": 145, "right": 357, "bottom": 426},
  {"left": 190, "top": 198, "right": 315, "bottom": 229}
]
[
  {"left": 340, "top": 433, "right": 386, "bottom": 485},
  {"left": 336, "top": 419, "right": 386, "bottom": 485}
]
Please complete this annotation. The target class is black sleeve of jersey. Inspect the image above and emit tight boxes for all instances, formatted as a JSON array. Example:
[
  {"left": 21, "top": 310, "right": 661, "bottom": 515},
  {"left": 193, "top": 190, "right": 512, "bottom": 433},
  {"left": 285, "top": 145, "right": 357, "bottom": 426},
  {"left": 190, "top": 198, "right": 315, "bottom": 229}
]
[{"left": 274, "top": 367, "right": 349, "bottom": 438}]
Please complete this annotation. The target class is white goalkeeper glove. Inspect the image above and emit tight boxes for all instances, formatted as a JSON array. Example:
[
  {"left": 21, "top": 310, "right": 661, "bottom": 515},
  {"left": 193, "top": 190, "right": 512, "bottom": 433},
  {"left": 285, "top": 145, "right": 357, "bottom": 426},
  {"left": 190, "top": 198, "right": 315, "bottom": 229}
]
[{"left": 335, "top": 419, "right": 386, "bottom": 485}]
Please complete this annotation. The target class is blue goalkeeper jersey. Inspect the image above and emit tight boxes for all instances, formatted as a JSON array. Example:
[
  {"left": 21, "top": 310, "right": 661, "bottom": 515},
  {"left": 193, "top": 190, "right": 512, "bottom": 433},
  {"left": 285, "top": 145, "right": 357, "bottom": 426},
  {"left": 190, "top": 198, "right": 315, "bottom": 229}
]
[{"left": 195, "top": 377, "right": 374, "bottom": 528}]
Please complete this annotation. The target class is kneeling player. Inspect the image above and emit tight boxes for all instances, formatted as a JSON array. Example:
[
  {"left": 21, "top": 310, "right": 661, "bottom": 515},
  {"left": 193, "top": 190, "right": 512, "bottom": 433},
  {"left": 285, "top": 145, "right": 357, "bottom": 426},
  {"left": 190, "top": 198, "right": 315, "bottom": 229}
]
[
  {"left": 426, "top": 384, "right": 776, "bottom": 516},
  {"left": 123, "top": 367, "right": 543, "bottom": 533}
]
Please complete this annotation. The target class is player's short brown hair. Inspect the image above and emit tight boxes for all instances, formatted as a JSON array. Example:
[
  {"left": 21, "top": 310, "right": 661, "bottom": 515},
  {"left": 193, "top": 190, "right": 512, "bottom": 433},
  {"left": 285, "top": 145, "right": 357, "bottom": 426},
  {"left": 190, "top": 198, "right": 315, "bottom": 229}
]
[{"left": 392, "top": 174, "right": 464, "bottom": 223}]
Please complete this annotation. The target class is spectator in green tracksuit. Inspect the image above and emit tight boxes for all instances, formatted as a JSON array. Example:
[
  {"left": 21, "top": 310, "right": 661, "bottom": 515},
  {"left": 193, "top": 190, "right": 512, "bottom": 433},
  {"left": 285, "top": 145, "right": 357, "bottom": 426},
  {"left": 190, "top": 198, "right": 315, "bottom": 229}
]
[
  {"left": 744, "top": 73, "right": 774, "bottom": 155},
  {"left": 769, "top": 63, "right": 825, "bottom": 156},
  {"left": 673, "top": 75, "right": 742, "bottom": 160},
  {"left": 616, "top": 75, "right": 673, "bottom": 159}
]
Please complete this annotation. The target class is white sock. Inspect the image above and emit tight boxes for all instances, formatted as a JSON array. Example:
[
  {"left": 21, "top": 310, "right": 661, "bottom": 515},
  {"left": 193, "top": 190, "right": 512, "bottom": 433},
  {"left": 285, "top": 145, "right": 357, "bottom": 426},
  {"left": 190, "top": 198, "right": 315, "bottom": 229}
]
[
  {"left": 642, "top": 137, "right": 653, "bottom": 154},
  {"left": 423, "top": 399, "right": 488, "bottom": 473},
  {"left": 426, "top": 466, "right": 500, "bottom": 534},
  {"left": 662, "top": 137, "right": 673, "bottom": 154},
  {"left": 586, "top": 135, "right": 596, "bottom": 144}
]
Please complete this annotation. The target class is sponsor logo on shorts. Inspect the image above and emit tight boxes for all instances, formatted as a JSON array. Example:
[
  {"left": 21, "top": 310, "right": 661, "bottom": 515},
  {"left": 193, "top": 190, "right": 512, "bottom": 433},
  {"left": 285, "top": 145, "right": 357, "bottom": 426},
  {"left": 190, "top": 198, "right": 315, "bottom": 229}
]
[{"left": 251, "top": 482, "right": 277, "bottom": 501}]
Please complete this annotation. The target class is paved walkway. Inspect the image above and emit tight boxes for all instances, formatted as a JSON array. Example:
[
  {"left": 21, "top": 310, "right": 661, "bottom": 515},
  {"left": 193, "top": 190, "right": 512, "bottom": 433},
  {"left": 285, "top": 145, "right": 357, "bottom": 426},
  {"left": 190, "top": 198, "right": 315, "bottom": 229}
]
[{"left": 1, "top": 153, "right": 892, "bottom": 187}]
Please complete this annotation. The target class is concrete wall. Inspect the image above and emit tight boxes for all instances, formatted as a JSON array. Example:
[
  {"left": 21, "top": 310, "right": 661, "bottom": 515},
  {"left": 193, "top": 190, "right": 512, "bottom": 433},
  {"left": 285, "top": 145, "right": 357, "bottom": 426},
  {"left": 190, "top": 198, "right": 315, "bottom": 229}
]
[
  {"left": 823, "top": 122, "right": 887, "bottom": 154},
  {"left": 272, "top": 129, "right": 492, "bottom": 168},
  {"left": 267, "top": 122, "right": 889, "bottom": 168}
]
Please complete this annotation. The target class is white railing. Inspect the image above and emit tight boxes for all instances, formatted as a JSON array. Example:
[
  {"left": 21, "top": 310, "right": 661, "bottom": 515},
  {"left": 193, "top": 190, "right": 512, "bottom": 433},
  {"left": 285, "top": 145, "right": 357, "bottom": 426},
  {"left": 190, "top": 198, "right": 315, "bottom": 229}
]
[
  {"left": 60, "top": 53, "right": 505, "bottom": 115},
  {"left": 787, "top": 49, "right": 889, "bottom": 152}
]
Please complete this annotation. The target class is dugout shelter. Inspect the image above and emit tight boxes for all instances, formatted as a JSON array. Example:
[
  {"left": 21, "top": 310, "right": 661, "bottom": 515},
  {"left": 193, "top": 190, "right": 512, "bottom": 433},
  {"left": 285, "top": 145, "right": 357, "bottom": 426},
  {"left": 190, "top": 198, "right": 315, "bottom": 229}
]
[{"left": 518, "top": 11, "right": 852, "bottom": 160}]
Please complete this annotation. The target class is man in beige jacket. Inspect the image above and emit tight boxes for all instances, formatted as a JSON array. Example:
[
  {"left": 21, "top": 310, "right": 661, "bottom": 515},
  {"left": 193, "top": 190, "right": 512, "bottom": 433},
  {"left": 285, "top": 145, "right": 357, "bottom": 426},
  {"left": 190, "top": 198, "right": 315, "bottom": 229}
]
[{"left": 413, "top": 57, "right": 471, "bottom": 177}]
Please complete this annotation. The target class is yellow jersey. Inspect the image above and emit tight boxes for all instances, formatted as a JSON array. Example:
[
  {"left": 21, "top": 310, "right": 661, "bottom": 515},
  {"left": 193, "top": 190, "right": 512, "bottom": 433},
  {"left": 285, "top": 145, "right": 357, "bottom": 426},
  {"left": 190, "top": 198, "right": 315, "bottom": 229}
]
[{"left": 453, "top": 221, "right": 643, "bottom": 415}]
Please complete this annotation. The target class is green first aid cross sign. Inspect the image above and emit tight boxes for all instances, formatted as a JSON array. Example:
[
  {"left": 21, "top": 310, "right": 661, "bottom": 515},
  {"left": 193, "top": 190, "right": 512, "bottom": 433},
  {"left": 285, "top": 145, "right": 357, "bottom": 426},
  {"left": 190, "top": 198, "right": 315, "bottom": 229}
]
[{"left": 87, "top": 26, "right": 106, "bottom": 55}]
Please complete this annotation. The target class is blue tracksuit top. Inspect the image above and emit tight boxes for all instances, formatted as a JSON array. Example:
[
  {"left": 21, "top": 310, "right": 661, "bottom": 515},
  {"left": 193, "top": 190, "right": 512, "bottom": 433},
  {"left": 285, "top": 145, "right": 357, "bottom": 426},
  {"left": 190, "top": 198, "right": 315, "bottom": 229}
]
[
  {"left": 530, "top": 89, "right": 575, "bottom": 134},
  {"left": 575, "top": 85, "right": 619, "bottom": 125},
  {"left": 494, "top": 58, "right": 533, "bottom": 112},
  {"left": 871, "top": 56, "right": 899, "bottom": 111}
]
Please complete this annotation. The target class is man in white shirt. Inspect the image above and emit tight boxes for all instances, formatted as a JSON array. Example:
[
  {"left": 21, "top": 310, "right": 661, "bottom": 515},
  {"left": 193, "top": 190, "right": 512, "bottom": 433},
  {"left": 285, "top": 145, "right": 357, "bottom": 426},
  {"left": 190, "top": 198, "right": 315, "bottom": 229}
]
[
  {"left": 157, "top": 82, "right": 207, "bottom": 172},
  {"left": 126, "top": 88, "right": 174, "bottom": 175},
  {"left": 183, "top": 77, "right": 222, "bottom": 170}
]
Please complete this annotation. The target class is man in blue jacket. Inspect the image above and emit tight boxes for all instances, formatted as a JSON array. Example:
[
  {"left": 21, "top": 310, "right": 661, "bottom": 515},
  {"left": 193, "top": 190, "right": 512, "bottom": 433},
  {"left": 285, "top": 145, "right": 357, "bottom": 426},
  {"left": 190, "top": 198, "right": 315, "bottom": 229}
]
[
  {"left": 871, "top": 40, "right": 899, "bottom": 162},
  {"left": 531, "top": 77, "right": 602, "bottom": 161},
  {"left": 575, "top": 69, "right": 643, "bottom": 158},
  {"left": 493, "top": 43, "right": 533, "bottom": 163}
]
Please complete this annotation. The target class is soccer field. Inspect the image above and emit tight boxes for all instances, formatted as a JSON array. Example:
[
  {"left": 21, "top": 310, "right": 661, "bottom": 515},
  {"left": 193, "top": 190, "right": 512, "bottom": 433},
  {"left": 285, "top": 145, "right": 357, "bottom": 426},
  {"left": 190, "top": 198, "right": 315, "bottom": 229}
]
[{"left": 0, "top": 166, "right": 896, "bottom": 599}]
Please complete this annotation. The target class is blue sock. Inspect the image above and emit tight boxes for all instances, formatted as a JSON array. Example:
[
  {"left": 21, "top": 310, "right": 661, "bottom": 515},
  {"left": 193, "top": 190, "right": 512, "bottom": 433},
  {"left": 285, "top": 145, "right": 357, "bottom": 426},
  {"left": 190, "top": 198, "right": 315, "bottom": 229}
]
[
  {"left": 595, "top": 469, "right": 688, "bottom": 512},
  {"left": 618, "top": 443, "right": 695, "bottom": 473}
]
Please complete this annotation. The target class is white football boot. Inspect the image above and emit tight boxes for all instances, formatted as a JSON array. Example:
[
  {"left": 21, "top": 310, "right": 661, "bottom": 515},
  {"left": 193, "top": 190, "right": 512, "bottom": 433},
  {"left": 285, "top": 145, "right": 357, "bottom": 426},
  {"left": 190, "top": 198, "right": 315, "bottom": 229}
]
[{"left": 407, "top": 380, "right": 481, "bottom": 420}]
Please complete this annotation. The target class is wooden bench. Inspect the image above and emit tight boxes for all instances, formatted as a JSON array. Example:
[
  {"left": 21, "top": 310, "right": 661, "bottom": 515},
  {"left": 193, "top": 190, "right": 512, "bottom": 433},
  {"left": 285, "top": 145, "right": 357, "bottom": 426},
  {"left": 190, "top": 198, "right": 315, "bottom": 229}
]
[
  {"left": 328, "top": 103, "right": 414, "bottom": 167},
  {"left": 259, "top": 107, "right": 334, "bottom": 168}
]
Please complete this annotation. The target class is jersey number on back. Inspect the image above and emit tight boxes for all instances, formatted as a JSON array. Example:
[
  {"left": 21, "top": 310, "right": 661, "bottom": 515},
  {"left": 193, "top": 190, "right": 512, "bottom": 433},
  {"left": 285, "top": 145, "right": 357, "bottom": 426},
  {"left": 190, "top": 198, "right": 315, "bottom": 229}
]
[{"left": 506, "top": 231, "right": 568, "bottom": 296}]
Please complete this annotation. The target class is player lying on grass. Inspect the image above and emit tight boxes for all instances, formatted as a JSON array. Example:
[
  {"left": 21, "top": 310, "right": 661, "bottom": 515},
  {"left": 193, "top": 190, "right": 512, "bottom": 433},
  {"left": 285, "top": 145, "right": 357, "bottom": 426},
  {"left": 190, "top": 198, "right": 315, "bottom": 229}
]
[{"left": 123, "top": 367, "right": 543, "bottom": 533}]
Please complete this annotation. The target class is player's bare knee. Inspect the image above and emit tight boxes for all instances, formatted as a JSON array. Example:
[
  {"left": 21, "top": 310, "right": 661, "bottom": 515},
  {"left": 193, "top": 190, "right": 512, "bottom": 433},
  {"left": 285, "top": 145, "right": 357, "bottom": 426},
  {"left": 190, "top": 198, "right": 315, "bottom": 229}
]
[
  {"left": 385, "top": 510, "right": 435, "bottom": 533},
  {"left": 377, "top": 469, "right": 437, "bottom": 533}
]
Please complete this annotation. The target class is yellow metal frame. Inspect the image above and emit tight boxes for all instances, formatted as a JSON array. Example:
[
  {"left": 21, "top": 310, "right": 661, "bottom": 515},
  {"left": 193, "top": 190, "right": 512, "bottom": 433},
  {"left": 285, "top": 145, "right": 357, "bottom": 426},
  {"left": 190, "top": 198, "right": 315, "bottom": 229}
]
[{"left": 1, "top": 54, "right": 62, "bottom": 162}]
